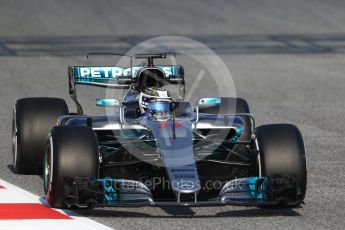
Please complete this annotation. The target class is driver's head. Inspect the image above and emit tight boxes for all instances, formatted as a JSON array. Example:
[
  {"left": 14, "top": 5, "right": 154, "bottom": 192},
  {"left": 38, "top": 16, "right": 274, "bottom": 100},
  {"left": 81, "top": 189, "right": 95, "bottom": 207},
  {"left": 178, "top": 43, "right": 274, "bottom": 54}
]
[
  {"left": 148, "top": 101, "right": 172, "bottom": 121},
  {"left": 139, "top": 88, "right": 172, "bottom": 114}
]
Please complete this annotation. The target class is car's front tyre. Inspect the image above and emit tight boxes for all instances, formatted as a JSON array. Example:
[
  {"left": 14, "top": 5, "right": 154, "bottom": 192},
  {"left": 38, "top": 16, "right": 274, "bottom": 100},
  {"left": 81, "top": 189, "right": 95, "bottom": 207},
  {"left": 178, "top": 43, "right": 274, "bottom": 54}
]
[
  {"left": 44, "top": 126, "right": 99, "bottom": 208},
  {"left": 43, "top": 126, "right": 99, "bottom": 208},
  {"left": 255, "top": 124, "right": 307, "bottom": 207}
]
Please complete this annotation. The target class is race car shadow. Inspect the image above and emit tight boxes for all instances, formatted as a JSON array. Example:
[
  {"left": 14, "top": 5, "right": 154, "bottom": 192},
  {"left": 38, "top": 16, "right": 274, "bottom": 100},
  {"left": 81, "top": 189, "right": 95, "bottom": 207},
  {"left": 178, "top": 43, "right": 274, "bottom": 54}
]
[{"left": 72, "top": 206, "right": 301, "bottom": 218}]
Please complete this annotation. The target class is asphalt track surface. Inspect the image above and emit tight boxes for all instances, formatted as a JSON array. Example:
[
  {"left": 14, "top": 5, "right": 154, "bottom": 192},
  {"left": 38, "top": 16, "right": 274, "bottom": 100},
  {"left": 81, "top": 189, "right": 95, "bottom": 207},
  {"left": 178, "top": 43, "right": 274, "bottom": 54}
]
[{"left": 1, "top": 0, "right": 345, "bottom": 229}]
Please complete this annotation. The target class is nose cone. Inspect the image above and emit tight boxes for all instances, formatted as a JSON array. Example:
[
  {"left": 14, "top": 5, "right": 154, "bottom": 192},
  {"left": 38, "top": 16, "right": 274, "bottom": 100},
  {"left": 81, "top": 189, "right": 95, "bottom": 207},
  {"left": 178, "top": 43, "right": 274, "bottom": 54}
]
[{"left": 144, "top": 118, "right": 201, "bottom": 196}]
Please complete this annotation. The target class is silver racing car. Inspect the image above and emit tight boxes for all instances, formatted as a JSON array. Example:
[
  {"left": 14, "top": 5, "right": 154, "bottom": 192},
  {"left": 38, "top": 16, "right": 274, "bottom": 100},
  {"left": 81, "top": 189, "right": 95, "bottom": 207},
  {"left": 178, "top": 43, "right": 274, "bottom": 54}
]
[{"left": 12, "top": 53, "right": 306, "bottom": 209}]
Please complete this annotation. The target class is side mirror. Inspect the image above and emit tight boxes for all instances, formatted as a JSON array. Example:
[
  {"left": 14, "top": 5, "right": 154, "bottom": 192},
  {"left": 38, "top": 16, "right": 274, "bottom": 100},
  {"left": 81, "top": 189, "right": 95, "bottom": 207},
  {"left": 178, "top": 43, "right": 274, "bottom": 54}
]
[{"left": 96, "top": 99, "right": 120, "bottom": 107}]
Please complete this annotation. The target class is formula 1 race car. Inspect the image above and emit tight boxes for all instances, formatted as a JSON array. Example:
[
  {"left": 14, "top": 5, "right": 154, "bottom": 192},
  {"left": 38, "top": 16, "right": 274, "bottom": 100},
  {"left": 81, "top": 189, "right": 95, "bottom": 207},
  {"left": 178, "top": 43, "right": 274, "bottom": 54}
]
[{"left": 12, "top": 53, "right": 307, "bottom": 209}]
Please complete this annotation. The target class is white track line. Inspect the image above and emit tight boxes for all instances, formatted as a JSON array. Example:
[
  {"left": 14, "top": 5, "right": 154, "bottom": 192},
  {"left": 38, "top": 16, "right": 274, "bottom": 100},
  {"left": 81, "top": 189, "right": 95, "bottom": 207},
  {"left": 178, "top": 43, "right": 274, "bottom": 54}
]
[{"left": 0, "top": 179, "right": 113, "bottom": 230}]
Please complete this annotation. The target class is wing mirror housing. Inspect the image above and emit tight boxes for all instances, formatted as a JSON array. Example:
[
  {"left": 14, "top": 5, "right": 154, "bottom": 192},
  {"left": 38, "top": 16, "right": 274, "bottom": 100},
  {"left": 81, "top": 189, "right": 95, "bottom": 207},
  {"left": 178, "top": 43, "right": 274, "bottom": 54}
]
[{"left": 96, "top": 99, "right": 120, "bottom": 107}]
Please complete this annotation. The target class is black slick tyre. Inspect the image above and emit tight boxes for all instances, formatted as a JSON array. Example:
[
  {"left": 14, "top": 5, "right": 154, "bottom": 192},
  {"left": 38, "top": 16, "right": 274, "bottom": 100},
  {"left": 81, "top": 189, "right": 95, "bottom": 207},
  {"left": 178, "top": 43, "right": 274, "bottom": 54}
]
[
  {"left": 44, "top": 126, "right": 99, "bottom": 208},
  {"left": 12, "top": 97, "right": 68, "bottom": 174},
  {"left": 255, "top": 124, "right": 307, "bottom": 206}
]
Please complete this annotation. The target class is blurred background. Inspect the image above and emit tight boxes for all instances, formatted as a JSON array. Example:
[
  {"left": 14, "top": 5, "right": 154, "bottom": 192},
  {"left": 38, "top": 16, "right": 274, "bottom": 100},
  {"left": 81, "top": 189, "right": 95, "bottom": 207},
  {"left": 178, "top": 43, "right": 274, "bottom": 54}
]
[{"left": 1, "top": 0, "right": 345, "bottom": 229}]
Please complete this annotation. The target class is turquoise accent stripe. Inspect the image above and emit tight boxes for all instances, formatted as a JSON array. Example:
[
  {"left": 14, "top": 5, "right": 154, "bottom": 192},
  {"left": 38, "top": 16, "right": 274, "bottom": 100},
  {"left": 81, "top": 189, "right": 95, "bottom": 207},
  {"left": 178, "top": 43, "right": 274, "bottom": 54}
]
[
  {"left": 96, "top": 98, "right": 119, "bottom": 107},
  {"left": 247, "top": 177, "right": 266, "bottom": 201},
  {"left": 101, "top": 178, "right": 118, "bottom": 203},
  {"left": 199, "top": 98, "right": 221, "bottom": 106}
]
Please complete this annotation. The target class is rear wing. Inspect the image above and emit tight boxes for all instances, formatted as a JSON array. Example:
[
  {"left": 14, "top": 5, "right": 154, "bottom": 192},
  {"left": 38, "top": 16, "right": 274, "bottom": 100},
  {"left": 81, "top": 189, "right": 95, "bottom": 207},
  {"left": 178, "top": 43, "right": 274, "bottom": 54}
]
[
  {"left": 68, "top": 65, "right": 184, "bottom": 114},
  {"left": 69, "top": 65, "right": 183, "bottom": 87}
]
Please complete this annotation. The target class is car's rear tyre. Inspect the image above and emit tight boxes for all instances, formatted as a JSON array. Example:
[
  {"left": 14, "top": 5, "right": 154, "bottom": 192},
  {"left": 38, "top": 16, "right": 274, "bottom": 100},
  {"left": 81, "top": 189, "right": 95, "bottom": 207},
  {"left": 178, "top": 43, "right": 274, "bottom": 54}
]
[
  {"left": 44, "top": 126, "right": 99, "bottom": 208},
  {"left": 255, "top": 124, "right": 307, "bottom": 207},
  {"left": 12, "top": 97, "right": 69, "bottom": 174}
]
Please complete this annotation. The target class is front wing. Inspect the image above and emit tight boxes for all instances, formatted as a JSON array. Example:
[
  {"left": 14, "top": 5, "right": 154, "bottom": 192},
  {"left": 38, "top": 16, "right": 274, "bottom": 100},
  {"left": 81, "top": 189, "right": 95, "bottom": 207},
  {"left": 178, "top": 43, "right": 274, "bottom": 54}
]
[{"left": 64, "top": 174, "right": 300, "bottom": 208}]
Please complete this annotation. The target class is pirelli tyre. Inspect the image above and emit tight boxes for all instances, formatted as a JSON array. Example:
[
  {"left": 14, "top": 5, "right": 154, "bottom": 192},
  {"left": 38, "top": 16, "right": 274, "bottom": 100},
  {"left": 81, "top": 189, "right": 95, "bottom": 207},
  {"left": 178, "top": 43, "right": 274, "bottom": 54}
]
[
  {"left": 12, "top": 97, "right": 69, "bottom": 174},
  {"left": 44, "top": 126, "right": 99, "bottom": 208},
  {"left": 255, "top": 124, "right": 307, "bottom": 207}
]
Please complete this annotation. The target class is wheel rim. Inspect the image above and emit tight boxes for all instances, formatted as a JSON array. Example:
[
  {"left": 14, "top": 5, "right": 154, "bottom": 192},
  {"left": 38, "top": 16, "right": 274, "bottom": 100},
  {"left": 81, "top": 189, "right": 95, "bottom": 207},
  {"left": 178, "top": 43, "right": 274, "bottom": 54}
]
[
  {"left": 12, "top": 109, "right": 18, "bottom": 167},
  {"left": 43, "top": 140, "right": 52, "bottom": 194}
]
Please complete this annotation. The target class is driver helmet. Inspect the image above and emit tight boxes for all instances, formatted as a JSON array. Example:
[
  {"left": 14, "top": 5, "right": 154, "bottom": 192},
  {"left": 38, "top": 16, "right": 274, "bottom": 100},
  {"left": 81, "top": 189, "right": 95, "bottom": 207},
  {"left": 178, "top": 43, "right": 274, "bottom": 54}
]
[
  {"left": 148, "top": 101, "right": 172, "bottom": 121},
  {"left": 139, "top": 87, "right": 172, "bottom": 115}
]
